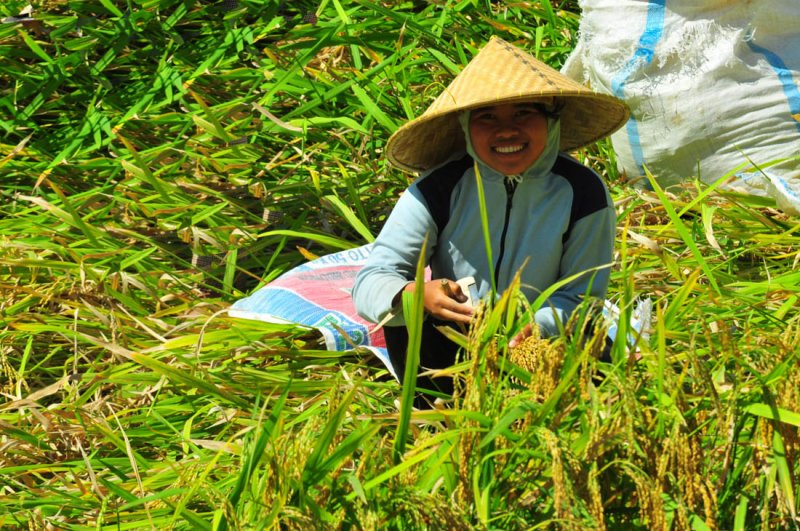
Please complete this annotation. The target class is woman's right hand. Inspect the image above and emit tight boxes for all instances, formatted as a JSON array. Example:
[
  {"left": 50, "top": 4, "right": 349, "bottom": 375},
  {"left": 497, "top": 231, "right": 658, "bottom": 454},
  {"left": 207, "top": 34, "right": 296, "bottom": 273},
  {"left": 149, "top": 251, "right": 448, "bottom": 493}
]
[{"left": 396, "top": 279, "right": 474, "bottom": 324}]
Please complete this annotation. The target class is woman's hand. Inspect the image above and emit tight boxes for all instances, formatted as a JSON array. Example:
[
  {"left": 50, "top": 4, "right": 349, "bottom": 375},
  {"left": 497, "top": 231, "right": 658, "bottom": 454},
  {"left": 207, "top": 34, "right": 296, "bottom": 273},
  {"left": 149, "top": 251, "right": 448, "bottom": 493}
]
[
  {"left": 508, "top": 323, "right": 534, "bottom": 348},
  {"left": 395, "top": 279, "right": 473, "bottom": 324}
]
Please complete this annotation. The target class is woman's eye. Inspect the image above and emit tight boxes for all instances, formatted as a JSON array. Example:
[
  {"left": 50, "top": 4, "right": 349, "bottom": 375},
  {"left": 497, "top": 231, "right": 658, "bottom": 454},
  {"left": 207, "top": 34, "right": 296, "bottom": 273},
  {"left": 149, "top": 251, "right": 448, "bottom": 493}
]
[{"left": 516, "top": 109, "right": 540, "bottom": 118}]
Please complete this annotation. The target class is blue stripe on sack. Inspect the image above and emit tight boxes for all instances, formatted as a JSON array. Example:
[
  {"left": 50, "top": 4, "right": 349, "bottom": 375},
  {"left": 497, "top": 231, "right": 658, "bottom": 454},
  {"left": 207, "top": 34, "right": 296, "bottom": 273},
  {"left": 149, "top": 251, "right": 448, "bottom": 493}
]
[
  {"left": 610, "top": 0, "right": 667, "bottom": 173},
  {"left": 745, "top": 37, "right": 800, "bottom": 134},
  {"left": 236, "top": 287, "right": 370, "bottom": 350}
]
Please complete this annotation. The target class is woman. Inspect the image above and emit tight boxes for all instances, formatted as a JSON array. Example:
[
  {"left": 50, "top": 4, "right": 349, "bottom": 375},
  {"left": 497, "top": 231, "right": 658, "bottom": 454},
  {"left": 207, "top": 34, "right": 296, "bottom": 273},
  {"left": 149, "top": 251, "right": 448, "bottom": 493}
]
[{"left": 352, "top": 36, "right": 629, "bottom": 403}]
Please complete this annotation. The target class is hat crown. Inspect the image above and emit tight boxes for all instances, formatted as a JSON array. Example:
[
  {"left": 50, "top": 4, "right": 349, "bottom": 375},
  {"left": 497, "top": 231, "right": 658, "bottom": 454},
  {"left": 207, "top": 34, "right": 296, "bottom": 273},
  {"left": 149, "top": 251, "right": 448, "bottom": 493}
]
[{"left": 426, "top": 37, "right": 587, "bottom": 115}]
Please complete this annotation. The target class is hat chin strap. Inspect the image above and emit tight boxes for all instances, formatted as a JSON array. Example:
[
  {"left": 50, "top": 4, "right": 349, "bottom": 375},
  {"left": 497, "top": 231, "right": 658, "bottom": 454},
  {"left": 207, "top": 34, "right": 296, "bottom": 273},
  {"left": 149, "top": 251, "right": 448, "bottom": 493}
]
[
  {"left": 506, "top": 173, "right": 524, "bottom": 185},
  {"left": 458, "top": 111, "right": 562, "bottom": 182}
]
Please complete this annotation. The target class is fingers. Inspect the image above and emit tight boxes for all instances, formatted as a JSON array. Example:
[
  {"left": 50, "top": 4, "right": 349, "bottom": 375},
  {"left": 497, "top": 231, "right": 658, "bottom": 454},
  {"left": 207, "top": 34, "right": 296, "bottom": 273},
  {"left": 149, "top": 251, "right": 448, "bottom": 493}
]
[
  {"left": 435, "top": 303, "right": 473, "bottom": 324},
  {"left": 440, "top": 279, "right": 468, "bottom": 303},
  {"left": 508, "top": 324, "right": 533, "bottom": 348},
  {"left": 424, "top": 279, "right": 473, "bottom": 323}
]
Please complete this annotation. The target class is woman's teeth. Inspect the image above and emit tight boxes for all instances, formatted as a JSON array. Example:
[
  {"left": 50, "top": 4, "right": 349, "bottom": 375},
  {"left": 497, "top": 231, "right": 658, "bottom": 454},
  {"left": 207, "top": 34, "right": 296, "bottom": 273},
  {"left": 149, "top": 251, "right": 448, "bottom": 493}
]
[{"left": 494, "top": 144, "right": 524, "bottom": 154}]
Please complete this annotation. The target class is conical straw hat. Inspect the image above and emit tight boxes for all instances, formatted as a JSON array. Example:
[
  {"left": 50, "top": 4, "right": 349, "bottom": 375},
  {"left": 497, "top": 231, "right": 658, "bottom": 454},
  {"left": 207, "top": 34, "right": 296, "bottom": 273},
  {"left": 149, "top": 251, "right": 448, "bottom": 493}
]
[{"left": 385, "top": 36, "right": 630, "bottom": 173}]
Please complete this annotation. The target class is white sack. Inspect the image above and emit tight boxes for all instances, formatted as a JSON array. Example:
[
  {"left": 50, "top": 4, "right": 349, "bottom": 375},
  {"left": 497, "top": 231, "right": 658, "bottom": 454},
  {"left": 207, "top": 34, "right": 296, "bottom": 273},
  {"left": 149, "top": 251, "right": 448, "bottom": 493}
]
[{"left": 563, "top": 0, "right": 800, "bottom": 214}]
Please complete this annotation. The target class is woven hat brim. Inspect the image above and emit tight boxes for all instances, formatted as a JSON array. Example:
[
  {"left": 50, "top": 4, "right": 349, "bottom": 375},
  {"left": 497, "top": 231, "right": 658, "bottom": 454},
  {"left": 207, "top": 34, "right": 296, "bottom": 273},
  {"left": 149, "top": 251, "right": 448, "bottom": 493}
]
[
  {"left": 384, "top": 36, "right": 630, "bottom": 173},
  {"left": 387, "top": 93, "right": 629, "bottom": 173}
]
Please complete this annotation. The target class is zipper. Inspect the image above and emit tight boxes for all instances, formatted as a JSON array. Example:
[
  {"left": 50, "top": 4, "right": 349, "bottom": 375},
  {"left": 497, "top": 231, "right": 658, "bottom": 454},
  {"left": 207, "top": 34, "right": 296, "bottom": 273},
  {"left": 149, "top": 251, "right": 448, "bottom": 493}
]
[{"left": 494, "top": 178, "right": 517, "bottom": 289}]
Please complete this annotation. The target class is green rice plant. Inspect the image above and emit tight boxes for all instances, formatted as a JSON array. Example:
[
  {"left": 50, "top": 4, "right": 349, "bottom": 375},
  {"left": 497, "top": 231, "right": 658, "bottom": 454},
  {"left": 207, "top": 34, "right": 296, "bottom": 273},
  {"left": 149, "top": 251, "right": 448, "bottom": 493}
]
[
  {"left": 2, "top": 0, "right": 800, "bottom": 528},
  {"left": 393, "top": 236, "right": 427, "bottom": 464}
]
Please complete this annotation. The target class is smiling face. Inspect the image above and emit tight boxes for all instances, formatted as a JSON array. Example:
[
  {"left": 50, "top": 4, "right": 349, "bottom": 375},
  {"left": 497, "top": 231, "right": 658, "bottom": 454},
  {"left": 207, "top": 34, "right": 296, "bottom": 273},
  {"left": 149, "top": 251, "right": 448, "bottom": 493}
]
[{"left": 468, "top": 102, "right": 549, "bottom": 175}]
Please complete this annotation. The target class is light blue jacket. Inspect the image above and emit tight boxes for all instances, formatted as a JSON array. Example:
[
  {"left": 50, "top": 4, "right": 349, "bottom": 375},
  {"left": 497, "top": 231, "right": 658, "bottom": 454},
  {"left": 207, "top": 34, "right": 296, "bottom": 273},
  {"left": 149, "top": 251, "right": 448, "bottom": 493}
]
[{"left": 352, "top": 120, "right": 615, "bottom": 337}]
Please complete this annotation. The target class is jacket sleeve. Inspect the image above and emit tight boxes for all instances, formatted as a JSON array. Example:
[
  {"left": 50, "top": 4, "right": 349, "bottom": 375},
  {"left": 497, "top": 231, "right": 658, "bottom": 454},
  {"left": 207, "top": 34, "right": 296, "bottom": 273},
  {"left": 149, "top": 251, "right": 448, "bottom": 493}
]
[
  {"left": 534, "top": 198, "right": 615, "bottom": 338},
  {"left": 352, "top": 184, "right": 437, "bottom": 326}
]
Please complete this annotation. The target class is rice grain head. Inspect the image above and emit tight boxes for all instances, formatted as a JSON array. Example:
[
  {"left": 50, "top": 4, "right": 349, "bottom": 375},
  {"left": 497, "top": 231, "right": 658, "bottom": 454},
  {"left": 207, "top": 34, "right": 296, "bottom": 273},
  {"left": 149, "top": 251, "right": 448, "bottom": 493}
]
[
  {"left": 508, "top": 327, "right": 565, "bottom": 401},
  {"left": 587, "top": 462, "right": 606, "bottom": 530},
  {"left": 541, "top": 428, "right": 583, "bottom": 526},
  {"left": 629, "top": 466, "right": 667, "bottom": 531},
  {"left": 0, "top": 346, "right": 21, "bottom": 396}
]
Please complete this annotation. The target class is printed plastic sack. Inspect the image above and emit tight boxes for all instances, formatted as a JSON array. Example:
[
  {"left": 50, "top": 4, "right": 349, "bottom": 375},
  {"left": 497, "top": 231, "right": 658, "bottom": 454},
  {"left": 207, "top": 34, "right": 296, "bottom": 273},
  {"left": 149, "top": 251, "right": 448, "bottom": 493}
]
[
  {"left": 563, "top": 0, "right": 800, "bottom": 214},
  {"left": 228, "top": 244, "right": 394, "bottom": 377}
]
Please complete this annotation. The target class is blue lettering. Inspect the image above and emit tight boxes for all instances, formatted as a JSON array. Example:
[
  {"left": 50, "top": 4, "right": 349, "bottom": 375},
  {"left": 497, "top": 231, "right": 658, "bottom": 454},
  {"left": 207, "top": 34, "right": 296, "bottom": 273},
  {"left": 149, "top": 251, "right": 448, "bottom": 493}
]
[{"left": 347, "top": 246, "right": 370, "bottom": 262}]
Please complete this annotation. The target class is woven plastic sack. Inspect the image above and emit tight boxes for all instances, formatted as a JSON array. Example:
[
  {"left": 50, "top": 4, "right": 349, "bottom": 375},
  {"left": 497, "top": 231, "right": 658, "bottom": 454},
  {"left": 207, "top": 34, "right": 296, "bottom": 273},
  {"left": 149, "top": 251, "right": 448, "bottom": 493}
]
[
  {"left": 228, "top": 244, "right": 394, "bottom": 377},
  {"left": 563, "top": 0, "right": 800, "bottom": 214}
]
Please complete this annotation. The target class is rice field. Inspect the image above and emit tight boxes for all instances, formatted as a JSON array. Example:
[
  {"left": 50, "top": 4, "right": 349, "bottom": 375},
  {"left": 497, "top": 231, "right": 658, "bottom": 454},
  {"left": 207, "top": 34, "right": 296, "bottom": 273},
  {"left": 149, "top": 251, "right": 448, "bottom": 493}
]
[{"left": 1, "top": 1, "right": 799, "bottom": 529}]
